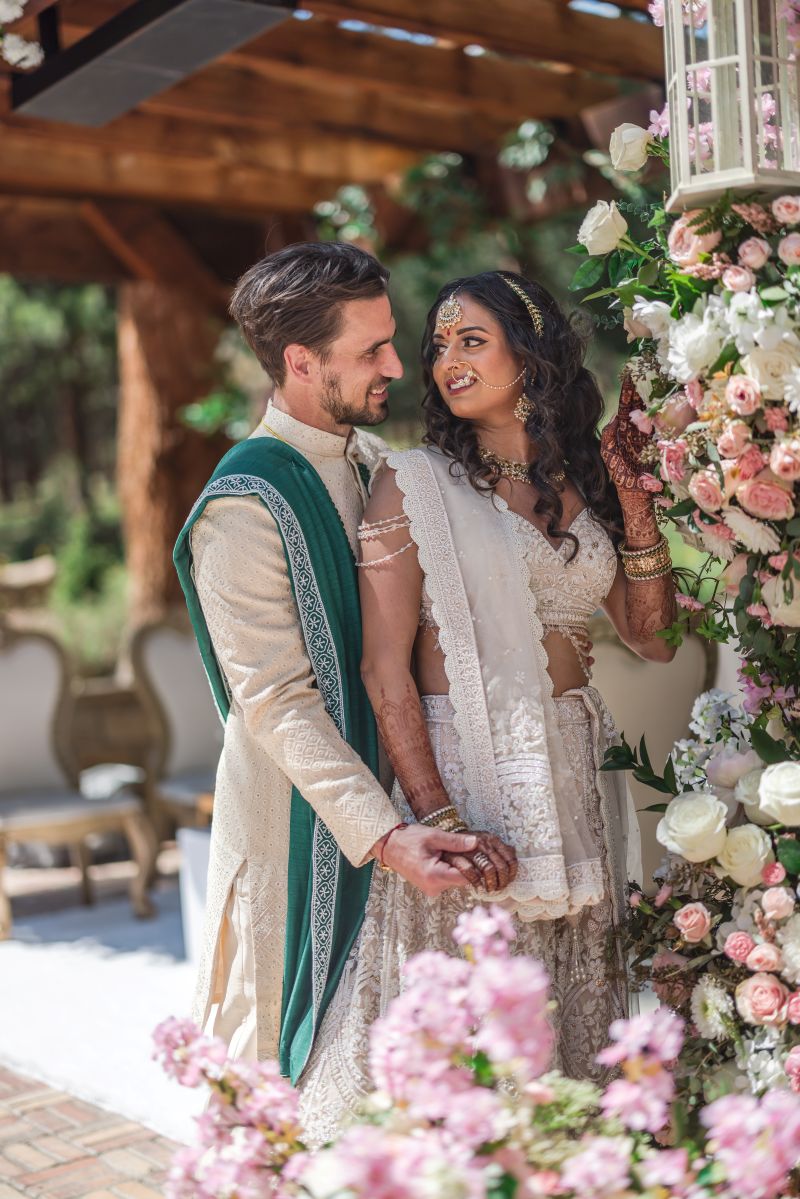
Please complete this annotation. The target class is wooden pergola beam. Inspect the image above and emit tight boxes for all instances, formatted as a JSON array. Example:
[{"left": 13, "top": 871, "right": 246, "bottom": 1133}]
[
  {"left": 308, "top": 0, "right": 663, "bottom": 79},
  {"left": 80, "top": 201, "right": 230, "bottom": 312},
  {"left": 0, "top": 193, "right": 128, "bottom": 282},
  {"left": 0, "top": 122, "right": 343, "bottom": 214}
]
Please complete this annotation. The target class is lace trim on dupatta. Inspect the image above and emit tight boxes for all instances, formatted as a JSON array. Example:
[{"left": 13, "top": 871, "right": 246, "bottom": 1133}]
[{"left": 387, "top": 450, "right": 603, "bottom": 920}]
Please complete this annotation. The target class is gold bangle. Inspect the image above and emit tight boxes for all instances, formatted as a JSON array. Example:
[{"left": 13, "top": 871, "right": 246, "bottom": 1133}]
[
  {"left": 619, "top": 534, "right": 669, "bottom": 560},
  {"left": 623, "top": 562, "right": 674, "bottom": 582}
]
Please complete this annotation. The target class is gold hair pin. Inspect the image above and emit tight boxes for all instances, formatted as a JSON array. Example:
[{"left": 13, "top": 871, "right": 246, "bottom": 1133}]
[{"left": 500, "top": 276, "right": 544, "bottom": 337}]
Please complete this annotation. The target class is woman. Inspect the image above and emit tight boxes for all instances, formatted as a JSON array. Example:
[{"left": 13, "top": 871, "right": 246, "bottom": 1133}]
[{"left": 298, "top": 271, "right": 676, "bottom": 1141}]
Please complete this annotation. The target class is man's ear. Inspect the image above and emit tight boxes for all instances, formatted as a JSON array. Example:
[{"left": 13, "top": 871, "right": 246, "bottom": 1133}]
[{"left": 284, "top": 343, "right": 317, "bottom": 384}]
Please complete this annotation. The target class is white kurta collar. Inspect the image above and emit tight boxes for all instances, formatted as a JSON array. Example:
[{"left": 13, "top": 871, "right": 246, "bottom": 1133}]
[{"left": 258, "top": 401, "right": 357, "bottom": 461}]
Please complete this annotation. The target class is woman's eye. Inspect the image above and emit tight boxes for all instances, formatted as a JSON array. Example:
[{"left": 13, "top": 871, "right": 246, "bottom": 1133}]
[
  {"left": 433, "top": 344, "right": 446, "bottom": 356},
  {"left": 463, "top": 337, "right": 485, "bottom": 348}
]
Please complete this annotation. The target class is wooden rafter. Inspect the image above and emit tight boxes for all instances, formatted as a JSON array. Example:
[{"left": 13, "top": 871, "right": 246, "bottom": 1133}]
[
  {"left": 80, "top": 201, "right": 230, "bottom": 311},
  {"left": 0, "top": 194, "right": 128, "bottom": 282}
]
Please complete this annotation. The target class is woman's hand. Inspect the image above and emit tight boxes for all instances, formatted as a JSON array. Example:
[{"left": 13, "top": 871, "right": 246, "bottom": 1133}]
[
  {"left": 600, "top": 371, "right": 650, "bottom": 493},
  {"left": 443, "top": 831, "right": 519, "bottom": 893}
]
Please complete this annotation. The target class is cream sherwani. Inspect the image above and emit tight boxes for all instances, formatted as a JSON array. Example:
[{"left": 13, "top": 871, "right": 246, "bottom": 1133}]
[{"left": 189, "top": 403, "right": 398, "bottom": 1061}]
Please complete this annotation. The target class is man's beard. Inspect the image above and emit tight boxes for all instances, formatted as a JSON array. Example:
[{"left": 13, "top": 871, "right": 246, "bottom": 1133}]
[{"left": 320, "top": 370, "right": 389, "bottom": 427}]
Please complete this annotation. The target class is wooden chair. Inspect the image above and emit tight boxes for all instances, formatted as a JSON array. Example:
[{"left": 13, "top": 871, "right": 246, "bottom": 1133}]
[
  {"left": 0, "top": 627, "right": 158, "bottom": 939},
  {"left": 130, "top": 620, "right": 223, "bottom": 836},
  {"left": 588, "top": 615, "right": 717, "bottom": 892}
]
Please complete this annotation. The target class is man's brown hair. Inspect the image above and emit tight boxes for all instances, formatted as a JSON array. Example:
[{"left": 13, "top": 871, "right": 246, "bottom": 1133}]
[{"left": 229, "top": 242, "right": 390, "bottom": 386}]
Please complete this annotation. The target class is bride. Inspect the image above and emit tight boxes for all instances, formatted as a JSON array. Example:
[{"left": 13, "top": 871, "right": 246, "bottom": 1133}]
[{"left": 298, "top": 270, "right": 677, "bottom": 1141}]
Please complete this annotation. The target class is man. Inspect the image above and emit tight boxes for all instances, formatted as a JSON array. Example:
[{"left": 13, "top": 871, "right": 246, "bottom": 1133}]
[{"left": 174, "top": 242, "right": 476, "bottom": 1082}]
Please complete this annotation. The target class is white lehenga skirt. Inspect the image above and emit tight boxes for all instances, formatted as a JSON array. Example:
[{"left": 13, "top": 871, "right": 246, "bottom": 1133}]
[{"left": 298, "top": 686, "right": 628, "bottom": 1146}]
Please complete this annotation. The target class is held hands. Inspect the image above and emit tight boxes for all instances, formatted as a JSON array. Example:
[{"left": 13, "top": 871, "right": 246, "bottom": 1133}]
[
  {"left": 600, "top": 371, "right": 651, "bottom": 493},
  {"left": 443, "top": 832, "right": 519, "bottom": 894},
  {"left": 377, "top": 824, "right": 479, "bottom": 898}
]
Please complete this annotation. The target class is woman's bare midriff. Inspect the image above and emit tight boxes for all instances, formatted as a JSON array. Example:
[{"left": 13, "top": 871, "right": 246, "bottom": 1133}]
[{"left": 412, "top": 625, "right": 587, "bottom": 699}]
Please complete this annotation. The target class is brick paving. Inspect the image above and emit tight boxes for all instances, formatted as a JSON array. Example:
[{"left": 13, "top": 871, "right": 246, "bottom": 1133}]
[{"left": 0, "top": 1068, "right": 177, "bottom": 1198}]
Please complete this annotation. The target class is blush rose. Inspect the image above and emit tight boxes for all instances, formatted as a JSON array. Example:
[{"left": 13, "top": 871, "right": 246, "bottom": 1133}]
[
  {"left": 745, "top": 943, "right": 784, "bottom": 972},
  {"left": 736, "top": 471, "right": 795, "bottom": 522},
  {"left": 726, "top": 374, "right": 761, "bottom": 416},
  {"left": 668, "top": 209, "right": 722, "bottom": 267},
  {"left": 738, "top": 236, "right": 771, "bottom": 269},
  {"left": 673, "top": 901, "right": 712, "bottom": 943},
  {"left": 762, "top": 887, "right": 796, "bottom": 922},
  {"left": 779, "top": 233, "right": 800, "bottom": 266},
  {"left": 717, "top": 420, "right": 751, "bottom": 459},
  {"left": 735, "top": 972, "right": 790, "bottom": 1027},
  {"left": 770, "top": 438, "right": 800, "bottom": 483},
  {"left": 722, "top": 265, "right": 756, "bottom": 293},
  {"left": 724, "top": 931, "right": 756, "bottom": 963},
  {"left": 773, "top": 195, "right": 800, "bottom": 226}
]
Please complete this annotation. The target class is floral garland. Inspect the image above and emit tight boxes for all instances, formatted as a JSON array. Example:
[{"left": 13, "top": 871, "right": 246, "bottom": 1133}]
[
  {"left": 0, "top": 1, "right": 43, "bottom": 70},
  {"left": 155, "top": 907, "right": 800, "bottom": 1199},
  {"left": 572, "top": 132, "right": 800, "bottom": 754}
]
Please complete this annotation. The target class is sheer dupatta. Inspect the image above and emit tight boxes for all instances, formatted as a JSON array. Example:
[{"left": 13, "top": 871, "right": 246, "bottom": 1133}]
[{"left": 388, "top": 446, "right": 616, "bottom": 921}]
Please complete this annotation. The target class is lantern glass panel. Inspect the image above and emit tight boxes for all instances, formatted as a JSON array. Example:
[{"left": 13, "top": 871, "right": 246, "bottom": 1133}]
[{"left": 665, "top": 0, "right": 800, "bottom": 209}]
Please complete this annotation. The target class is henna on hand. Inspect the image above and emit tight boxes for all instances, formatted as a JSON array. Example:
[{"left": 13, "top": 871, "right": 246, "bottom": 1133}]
[{"left": 600, "top": 371, "right": 650, "bottom": 492}]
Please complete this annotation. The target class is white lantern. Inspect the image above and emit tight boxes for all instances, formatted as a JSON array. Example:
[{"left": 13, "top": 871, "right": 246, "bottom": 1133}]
[{"left": 664, "top": 0, "right": 800, "bottom": 211}]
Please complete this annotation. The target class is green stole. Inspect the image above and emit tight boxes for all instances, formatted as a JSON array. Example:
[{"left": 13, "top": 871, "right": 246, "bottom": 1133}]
[{"left": 173, "top": 436, "right": 378, "bottom": 1083}]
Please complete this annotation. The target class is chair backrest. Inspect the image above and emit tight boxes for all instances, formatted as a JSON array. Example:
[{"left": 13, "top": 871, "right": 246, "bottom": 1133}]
[
  {"left": 588, "top": 616, "right": 716, "bottom": 893},
  {"left": 131, "top": 622, "right": 223, "bottom": 779},
  {"left": 0, "top": 629, "right": 73, "bottom": 792}
]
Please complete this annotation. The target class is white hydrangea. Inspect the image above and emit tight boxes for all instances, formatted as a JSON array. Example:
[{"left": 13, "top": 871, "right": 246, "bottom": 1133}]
[
  {"left": 667, "top": 301, "right": 729, "bottom": 384},
  {"left": 785, "top": 366, "right": 800, "bottom": 417},
  {"left": 689, "top": 689, "right": 747, "bottom": 741},
  {"left": 777, "top": 914, "right": 800, "bottom": 984},
  {"left": 0, "top": 1, "right": 26, "bottom": 22},
  {"left": 691, "top": 976, "right": 735, "bottom": 1041},
  {"left": 736, "top": 1028, "right": 787, "bottom": 1094},
  {"left": 723, "top": 507, "right": 781, "bottom": 555},
  {"left": 725, "top": 290, "right": 792, "bottom": 356},
  {"left": 671, "top": 738, "right": 714, "bottom": 789},
  {"left": 0, "top": 32, "right": 43, "bottom": 68}
]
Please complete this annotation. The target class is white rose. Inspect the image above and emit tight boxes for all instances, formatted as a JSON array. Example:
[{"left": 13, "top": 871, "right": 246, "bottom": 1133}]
[
  {"left": 657, "top": 791, "right": 729, "bottom": 862},
  {"left": 778, "top": 915, "right": 800, "bottom": 983},
  {"left": 716, "top": 824, "right": 774, "bottom": 886},
  {"left": 741, "top": 345, "right": 800, "bottom": 400},
  {"left": 609, "top": 123, "right": 652, "bottom": 172},
  {"left": 631, "top": 298, "right": 672, "bottom": 341},
  {"left": 736, "top": 768, "right": 772, "bottom": 826},
  {"left": 667, "top": 311, "right": 727, "bottom": 384},
  {"left": 577, "top": 200, "right": 628, "bottom": 256},
  {"left": 762, "top": 577, "right": 800, "bottom": 629},
  {"left": 759, "top": 762, "right": 800, "bottom": 826}
]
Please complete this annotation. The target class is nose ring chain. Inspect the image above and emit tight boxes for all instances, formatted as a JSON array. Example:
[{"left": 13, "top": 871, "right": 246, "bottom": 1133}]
[{"left": 447, "top": 362, "right": 526, "bottom": 391}]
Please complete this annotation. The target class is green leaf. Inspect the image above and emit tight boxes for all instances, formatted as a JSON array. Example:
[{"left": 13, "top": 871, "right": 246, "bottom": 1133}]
[
  {"left": 637, "top": 260, "right": 659, "bottom": 286},
  {"left": 569, "top": 257, "right": 606, "bottom": 292},
  {"left": 565, "top": 243, "right": 589, "bottom": 256},
  {"left": 643, "top": 802, "right": 669, "bottom": 813},
  {"left": 639, "top": 735, "right": 653, "bottom": 773},
  {"left": 786, "top": 518, "right": 800, "bottom": 536},
  {"left": 664, "top": 756, "right": 678, "bottom": 794},
  {"left": 751, "top": 725, "right": 791, "bottom": 765},
  {"left": 662, "top": 498, "right": 695, "bottom": 519},
  {"left": 777, "top": 838, "right": 800, "bottom": 875},
  {"left": 760, "top": 285, "right": 789, "bottom": 303}
]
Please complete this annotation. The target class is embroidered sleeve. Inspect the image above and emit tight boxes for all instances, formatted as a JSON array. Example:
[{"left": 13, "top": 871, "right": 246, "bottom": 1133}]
[{"left": 191, "top": 497, "right": 399, "bottom": 865}]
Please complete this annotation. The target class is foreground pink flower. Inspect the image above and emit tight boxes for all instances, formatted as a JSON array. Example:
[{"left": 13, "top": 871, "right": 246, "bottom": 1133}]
[
  {"left": 735, "top": 971, "right": 790, "bottom": 1026},
  {"left": 152, "top": 1018, "right": 228, "bottom": 1088},
  {"left": 667, "top": 209, "right": 722, "bottom": 266},
  {"left": 560, "top": 1136, "right": 633, "bottom": 1197},
  {"left": 702, "top": 1089, "right": 800, "bottom": 1198},
  {"left": 787, "top": 1045, "right": 800, "bottom": 1092},
  {"left": 597, "top": 1007, "right": 683, "bottom": 1068}
]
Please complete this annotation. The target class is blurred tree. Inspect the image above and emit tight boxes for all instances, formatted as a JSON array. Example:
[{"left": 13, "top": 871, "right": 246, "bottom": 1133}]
[{"left": 0, "top": 277, "right": 117, "bottom": 507}]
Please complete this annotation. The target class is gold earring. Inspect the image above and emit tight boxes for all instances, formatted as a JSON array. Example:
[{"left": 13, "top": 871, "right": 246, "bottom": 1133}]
[{"left": 514, "top": 393, "right": 535, "bottom": 423}]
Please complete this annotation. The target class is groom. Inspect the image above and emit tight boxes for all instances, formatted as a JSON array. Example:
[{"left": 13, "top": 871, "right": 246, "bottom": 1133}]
[{"left": 174, "top": 242, "right": 476, "bottom": 1082}]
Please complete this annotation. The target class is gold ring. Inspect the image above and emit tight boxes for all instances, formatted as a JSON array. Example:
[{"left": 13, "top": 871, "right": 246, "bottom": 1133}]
[{"left": 474, "top": 851, "right": 492, "bottom": 869}]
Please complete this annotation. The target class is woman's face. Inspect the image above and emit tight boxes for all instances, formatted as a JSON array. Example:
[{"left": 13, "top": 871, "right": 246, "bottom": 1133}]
[{"left": 431, "top": 293, "right": 524, "bottom": 425}]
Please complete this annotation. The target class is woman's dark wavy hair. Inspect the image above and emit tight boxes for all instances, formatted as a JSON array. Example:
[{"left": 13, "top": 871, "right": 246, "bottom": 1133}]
[{"left": 421, "top": 270, "right": 624, "bottom": 559}]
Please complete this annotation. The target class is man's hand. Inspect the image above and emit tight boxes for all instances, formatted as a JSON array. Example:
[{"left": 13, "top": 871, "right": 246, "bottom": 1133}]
[
  {"left": 443, "top": 831, "right": 519, "bottom": 893},
  {"left": 373, "top": 825, "right": 478, "bottom": 897}
]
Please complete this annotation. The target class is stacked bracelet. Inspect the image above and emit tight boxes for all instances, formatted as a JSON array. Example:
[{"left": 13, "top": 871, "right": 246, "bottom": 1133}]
[
  {"left": 420, "top": 804, "right": 468, "bottom": 833},
  {"left": 619, "top": 534, "right": 672, "bottom": 581}
]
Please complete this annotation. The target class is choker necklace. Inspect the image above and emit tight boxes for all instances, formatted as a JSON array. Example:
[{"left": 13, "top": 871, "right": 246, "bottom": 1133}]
[{"left": 478, "top": 447, "right": 566, "bottom": 486}]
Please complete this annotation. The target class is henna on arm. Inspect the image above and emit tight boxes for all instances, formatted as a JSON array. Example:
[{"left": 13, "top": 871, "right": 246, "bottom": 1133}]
[
  {"left": 618, "top": 491, "right": 677, "bottom": 648},
  {"left": 374, "top": 680, "right": 451, "bottom": 818}
]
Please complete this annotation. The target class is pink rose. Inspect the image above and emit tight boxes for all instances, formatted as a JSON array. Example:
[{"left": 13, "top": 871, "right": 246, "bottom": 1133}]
[
  {"left": 736, "top": 444, "right": 767, "bottom": 481},
  {"left": 786, "top": 993, "right": 800, "bottom": 1024},
  {"left": 661, "top": 439, "right": 688, "bottom": 483},
  {"left": 745, "top": 942, "right": 784, "bottom": 972},
  {"left": 654, "top": 394, "right": 695, "bottom": 435},
  {"left": 765, "top": 406, "right": 790, "bottom": 433},
  {"left": 717, "top": 420, "right": 751, "bottom": 459},
  {"left": 685, "top": 379, "right": 704, "bottom": 409},
  {"left": 762, "top": 886, "right": 795, "bottom": 921},
  {"left": 726, "top": 374, "right": 762, "bottom": 416},
  {"left": 778, "top": 233, "right": 800, "bottom": 266},
  {"left": 738, "top": 236, "right": 771, "bottom": 270},
  {"left": 630, "top": 408, "right": 654, "bottom": 435},
  {"left": 655, "top": 883, "right": 673, "bottom": 907},
  {"left": 688, "top": 467, "right": 725, "bottom": 513},
  {"left": 735, "top": 972, "right": 790, "bottom": 1026},
  {"left": 667, "top": 209, "right": 722, "bottom": 266},
  {"left": 770, "top": 437, "right": 800, "bottom": 483},
  {"left": 706, "top": 745, "right": 761, "bottom": 788},
  {"left": 629, "top": 891, "right": 642, "bottom": 908},
  {"left": 673, "top": 901, "right": 712, "bottom": 943},
  {"left": 724, "top": 931, "right": 756, "bottom": 962},
  {"left": 773, "top": 195, "right": 800, "bottom": 227},
  {"left": 721, "top": 553, "right": 750, "bottom": 596},
  {"left": 639, "top": 473, "right": 663, "bottom": 492},
  {"left": 722, "top": 264, "right": 756, "bottom": 292},
  {"left": 787, "top": 1045, "right": 800, "bottom": 1091},
  {"left": 736, "top": 470, "right": 795, "bottom": 521},
  {"left": 763, "top": 861, "right": 787, "bottom": 884}
]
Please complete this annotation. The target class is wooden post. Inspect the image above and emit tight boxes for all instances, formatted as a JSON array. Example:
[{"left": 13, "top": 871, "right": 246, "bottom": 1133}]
[{"left": 116, "top": 282, "right": 230, "bottom": 626}]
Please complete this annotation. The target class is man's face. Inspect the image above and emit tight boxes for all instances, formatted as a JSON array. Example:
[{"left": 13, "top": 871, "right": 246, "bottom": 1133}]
[{"left": 318, "top": 294, "right": 403, "bottom": 427}]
